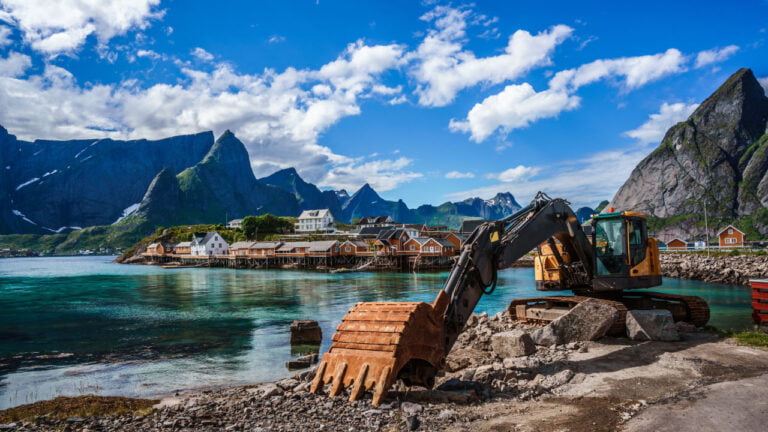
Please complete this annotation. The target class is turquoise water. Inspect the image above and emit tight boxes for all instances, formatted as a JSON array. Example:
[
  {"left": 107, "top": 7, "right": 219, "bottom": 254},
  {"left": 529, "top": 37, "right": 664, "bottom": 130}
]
[{"left": 0, "top": 256, "right": 754, "bottom": 409}]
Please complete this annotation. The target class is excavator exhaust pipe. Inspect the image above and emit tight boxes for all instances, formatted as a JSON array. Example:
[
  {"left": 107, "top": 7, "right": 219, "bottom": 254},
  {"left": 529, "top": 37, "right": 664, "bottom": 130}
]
[{"left": 310, "top": 294, "right": 449, "bottom": 405}]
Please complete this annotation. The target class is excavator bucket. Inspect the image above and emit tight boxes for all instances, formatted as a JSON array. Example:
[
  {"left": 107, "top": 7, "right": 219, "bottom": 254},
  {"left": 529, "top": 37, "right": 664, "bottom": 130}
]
[{"left": 310, "top": 296, "right": 448, "bottom": 406}]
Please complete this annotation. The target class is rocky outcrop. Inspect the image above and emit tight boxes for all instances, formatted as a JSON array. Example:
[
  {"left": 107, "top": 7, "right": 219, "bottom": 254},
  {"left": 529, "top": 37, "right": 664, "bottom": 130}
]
[
  {"left": 610, "top": 69, "right": 768, "bottom": 231},
  {"left": 661, "top": 252, "right": 768, "bottom": 285}
]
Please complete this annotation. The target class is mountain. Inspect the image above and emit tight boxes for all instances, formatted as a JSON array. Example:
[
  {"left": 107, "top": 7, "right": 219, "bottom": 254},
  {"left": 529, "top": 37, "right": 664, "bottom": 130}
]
[
  {"left": 259, "top": 167, "right": 343, "bottom": 219},
  {"left": 342, "top": 183, "right": 411, "bottom": 223},
  {"left": 610, "top": 68, "right": 768, "bottom": 235},
  {"left": 0, "top": 126, "right": 212, "bottom": 234},
  {"left": 127, "top": 131, "right": 298, "bottom": 227},
  {"left": 575, "top": 207, "right": 596, "bottom": 224}
]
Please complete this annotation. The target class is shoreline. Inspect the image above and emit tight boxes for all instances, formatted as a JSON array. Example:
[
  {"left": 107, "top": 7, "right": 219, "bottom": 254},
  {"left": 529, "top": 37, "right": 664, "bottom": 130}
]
[{"left": 3, "top": 313, "right": 768, "bottom": 431}]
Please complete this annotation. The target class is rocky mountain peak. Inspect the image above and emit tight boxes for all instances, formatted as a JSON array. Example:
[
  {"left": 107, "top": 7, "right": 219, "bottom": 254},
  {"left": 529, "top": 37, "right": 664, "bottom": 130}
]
[{"left": 610, "top": 68, "right": 768, "bottom": 235}]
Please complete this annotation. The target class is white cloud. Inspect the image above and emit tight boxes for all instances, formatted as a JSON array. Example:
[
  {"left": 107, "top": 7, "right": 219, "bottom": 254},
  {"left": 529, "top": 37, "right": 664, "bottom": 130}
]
[
  {"left": 191, "top": 47, "right": 214, "bottom": 62},
  {"left": 0, "top": 39, "right": 420, "bottom": 193},
  {"left": 486, "top": 165, "right": 540, "bottom": 182},
  {"left": 268, "top": 35, "right": 285, "bottom": 44},
  {"left": 136, "top": 49, "right": 163, "bottom": 60},
  {"left": 447, "top": 148, "right": 648, "bottom": 206},
  {"left": 0, "top": 24, "right": 11, "bottom": 47},
  {"left": 694, "top": 45, "right": 739, "bottom": 69},
  {"left": 449, "top": 83, "right": 580, "bottom": 142},
  {"left": 451, "top": 48, "right": 689, "bottom": 142},
  {"left": 0, "top": 51, "right": 30, "bottom": 77},
  {"left": 623, "top": 102, "right": 698, "bottom": 145},
  {"left": 322, "top": 157, "right": 422, "bottom": 192},
  {"left": 409, "top": 5, "right": 572, "bottom": 107},
  {"left": 0, "top": 0, "right": 164, "bottom": 55},
  {"left": 549, "top": 48, "right": 687, "bottom": 92},
  {"left": 445, "top": 171, "right": 474, "bottom": 179},
  {"left": 757, "top": 77, "right": 768, "bottom": 95}
]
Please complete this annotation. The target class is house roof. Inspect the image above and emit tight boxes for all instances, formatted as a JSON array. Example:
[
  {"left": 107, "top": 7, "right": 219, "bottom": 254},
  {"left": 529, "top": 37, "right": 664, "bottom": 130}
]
[
  {"left": 176, "top": 241, "right": 192, "bottom": 247},
  {"left": 357, "top": 226, "right": 388, "bottom": 236},
  {"left": 434, "top": 238, "right": 454, "bottom": 247},
  {"left": 251, "top": 241, "right": 282, "bottom": 249},
  {"left": 277, "top": 242, "right": 311, "bottom": 252},
  {"left": 666, "top": 238, "right": 688, "bottom": 244},
  {"left": 192, "top": 232, "right": 221, "bottom": 245},
  {"left": 228, "top": 219, "right": 243, "bottom": 224},
  {"left": 377, "top": 228, "right": 408, "bottom": 240},
  {"left": 448, "top": 232, "right": 467, "bottom": 241},
  {"left": 409, "top": 237, "right": 438, "bottom": 246},
  {"left": 341, "top": 240, "right": 369, "bottom": 248},
  {"left": 309, "top": 241, "right": 339, "bottom": 252},
  {"left": 358, "top": 216, "right": 394, "bottom": 225},
  {"left": 147, "top": 242, "right": 160, "bottom": 248},
  {"left": 716, "top": 224, "right": 745, "bottom": 237},
  {"left": 298, "top": 209, "right": 333, "bottom": 220},
  {"left": 230, "top": 241, "right": 254, "bottom": 250}
]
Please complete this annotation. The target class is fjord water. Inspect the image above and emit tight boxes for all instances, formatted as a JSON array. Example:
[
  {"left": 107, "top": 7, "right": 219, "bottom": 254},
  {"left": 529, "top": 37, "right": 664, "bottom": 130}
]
[{"left": 0, "top": 256, "right": 753, "bottom": 409}]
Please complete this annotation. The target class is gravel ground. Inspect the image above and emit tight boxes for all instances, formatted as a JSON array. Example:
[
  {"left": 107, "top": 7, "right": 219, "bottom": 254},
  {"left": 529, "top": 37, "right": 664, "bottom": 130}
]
[{"left": 3, "top": 313, "right": 768, "bottom": 432}]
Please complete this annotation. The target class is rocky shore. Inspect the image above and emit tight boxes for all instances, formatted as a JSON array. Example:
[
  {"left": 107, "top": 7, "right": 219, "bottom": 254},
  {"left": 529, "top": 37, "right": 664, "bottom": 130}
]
[
  {"left": 660, "top": 253, "right": 768, "bottom": 286},
  {"left": 4, "top": 310, "right": 768, "bottom": 432}
]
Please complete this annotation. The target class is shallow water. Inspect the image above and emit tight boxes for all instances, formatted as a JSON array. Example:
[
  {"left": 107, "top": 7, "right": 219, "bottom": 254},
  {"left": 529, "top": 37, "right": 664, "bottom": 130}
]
[{"left": 0, "top": 256, "right": 753, "bottom": 409}]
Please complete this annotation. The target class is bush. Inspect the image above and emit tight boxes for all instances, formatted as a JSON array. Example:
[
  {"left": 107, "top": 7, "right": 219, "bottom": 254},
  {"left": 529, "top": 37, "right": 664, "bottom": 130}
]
[{"left": 728, "top": 249, "right": 741, "bottom": 256}]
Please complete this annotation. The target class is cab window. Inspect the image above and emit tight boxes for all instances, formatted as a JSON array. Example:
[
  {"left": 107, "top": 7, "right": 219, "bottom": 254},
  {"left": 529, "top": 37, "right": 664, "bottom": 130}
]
[
  {"left": 628, "top": 219, "right": 647, "bottom": 265},
  {"left": 594, "top": 218, "right": 626, "bottom": 275}
]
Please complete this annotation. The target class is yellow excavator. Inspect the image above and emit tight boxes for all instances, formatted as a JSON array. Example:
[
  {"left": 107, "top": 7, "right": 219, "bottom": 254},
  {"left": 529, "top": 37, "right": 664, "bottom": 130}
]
[{"left": 310, "top": 192, "right": 709, "bottom": 405}]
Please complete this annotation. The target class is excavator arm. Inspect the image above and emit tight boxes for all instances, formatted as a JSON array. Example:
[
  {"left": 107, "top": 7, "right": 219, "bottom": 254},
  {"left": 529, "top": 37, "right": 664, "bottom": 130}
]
[
  {"left": 436, "top": 193, "right": 594, "bottom": 355},
  {"left": 310, "top": 193, "right": 595, "bottom": 405}
]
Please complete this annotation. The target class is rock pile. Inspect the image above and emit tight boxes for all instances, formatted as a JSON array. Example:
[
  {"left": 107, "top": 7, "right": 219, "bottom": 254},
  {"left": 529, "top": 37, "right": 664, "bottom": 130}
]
[{"left": 661, "top": 253, "right": 768, "bottom": 285}]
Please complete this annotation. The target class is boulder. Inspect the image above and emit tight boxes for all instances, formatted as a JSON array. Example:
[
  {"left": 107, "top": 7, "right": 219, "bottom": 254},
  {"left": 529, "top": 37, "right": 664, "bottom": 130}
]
[
  {"left": 491, "top": 330, "right": 537, "bottom": 357},
  {"left": 290, "top": 320, "right": 322, "bottom": 344},
  {"left": 531, "top": 299, "right": 619, "bottom": 346},
  {"left": 626, "top": 310, "right": 680, "bottom": 341},
  {"left": 285, "top": 353, "right": 318, "bottom": 370}
]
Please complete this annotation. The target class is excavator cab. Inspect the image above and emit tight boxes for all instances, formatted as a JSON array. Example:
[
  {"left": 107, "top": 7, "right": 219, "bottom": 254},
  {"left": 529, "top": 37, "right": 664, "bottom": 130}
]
[
  {"left": 535, "top": 210, "right": 661, "bottom": 292},
  {"left": 591, "top": 211, "right": 661, "bottom": 291}
]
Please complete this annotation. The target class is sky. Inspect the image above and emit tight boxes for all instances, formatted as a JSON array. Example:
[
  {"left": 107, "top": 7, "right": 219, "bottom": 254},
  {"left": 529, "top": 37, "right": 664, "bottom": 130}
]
[{"left": 0, "top": 0, "right": 766, "bottom": 209}]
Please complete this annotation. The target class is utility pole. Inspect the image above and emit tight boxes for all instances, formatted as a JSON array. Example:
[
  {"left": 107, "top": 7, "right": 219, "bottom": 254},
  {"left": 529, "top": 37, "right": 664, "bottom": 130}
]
[{"left": 704, "top": 202, "right": 710, "bottom": 257}]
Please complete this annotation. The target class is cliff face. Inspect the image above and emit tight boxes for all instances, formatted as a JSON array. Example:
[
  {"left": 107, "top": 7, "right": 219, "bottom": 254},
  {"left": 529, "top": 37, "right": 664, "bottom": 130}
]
[
  {"left": 132, "top": 131, "right": 299, "bottom": 227},
  {"left": 610, "top": 69, "right": 768, "bottom": 230},
  {"left": 0, "top": 127, "right": 212, "bottom": 234}
]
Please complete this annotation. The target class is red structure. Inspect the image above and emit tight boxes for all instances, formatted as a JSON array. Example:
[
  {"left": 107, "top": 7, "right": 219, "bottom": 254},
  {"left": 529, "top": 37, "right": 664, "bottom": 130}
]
[{"left": 751, "top": 279, "right": 768, "bottom": 325}]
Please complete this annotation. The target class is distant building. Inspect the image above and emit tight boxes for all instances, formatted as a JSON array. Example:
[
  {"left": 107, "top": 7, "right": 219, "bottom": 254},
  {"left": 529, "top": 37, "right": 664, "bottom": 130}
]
[
  {"left": 191, "top": 232, "right": 229, "bottom": 256},
  {"left": 717, "top": 225, "right": 745, "bottom": 248},
  {"left": 228, "top": 219, "right": 243, "bottom": 229},
  {"left": 175, "top": 241, "right": 192, "bottom": 255},
  {"left": 229, "top": 241, "right": 254, "bottom": 256},
  {"left": 666, "top": 238, "right": 688, "bottom": 251},
  {"left": 296, "top": 209, "right": 335, "bottom": 233},
  {"left": 445, "top": 232, "right": 466, "bottom": 250},
  {"left": 340, "top": 240, "right": 371, "bottom": 255},
  {"left": 694, "top": 239, "right": 707, "bottom": 250},
  {"left": 357, "top": 216, "right": 394, "bottom": 227}
]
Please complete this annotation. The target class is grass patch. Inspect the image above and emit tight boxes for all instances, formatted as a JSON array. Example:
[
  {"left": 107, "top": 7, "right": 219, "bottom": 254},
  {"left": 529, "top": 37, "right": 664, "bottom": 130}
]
[
  {"left": 0, "top": 395, "right": 157, "bottom": 423},
  {"left": 731, "top": 331, "right": 768, "bottom": 348}
]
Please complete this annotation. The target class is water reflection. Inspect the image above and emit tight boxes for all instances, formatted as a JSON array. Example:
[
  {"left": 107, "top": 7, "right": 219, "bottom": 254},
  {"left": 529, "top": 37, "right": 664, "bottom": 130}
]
[{"left": 0, "top": 256, "right": 755, "bottom": 409}]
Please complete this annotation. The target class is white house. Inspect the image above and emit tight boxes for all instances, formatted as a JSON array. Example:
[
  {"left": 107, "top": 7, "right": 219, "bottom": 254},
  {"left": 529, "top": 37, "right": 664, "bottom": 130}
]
[
  {"left": 295, "top": 209, "right": 335, "bottom": 233},
  {"left": 190, "top": 232, "right": 230, "bottom": 256},
  {"left": 228, "top": 219, "right": 243, "bottom": 229}
]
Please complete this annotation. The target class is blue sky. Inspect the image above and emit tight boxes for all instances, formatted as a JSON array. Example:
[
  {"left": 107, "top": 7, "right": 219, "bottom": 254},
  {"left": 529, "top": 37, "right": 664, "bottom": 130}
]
[{"left": 0, "top": 0, "right": 766, "bottom": 209}]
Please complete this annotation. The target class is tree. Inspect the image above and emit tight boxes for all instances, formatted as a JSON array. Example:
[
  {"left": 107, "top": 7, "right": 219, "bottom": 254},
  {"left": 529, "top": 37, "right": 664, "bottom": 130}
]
[{"left": 242, "top": 216, "right": 259, "bottom": 240}]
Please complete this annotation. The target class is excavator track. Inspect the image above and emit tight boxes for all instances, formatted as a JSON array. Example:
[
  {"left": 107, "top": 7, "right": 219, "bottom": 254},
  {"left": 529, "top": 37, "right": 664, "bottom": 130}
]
[
  {"left": 509, "top": 292, "right": 710, "bottom": 333},
  {"left": 509, "top": 296, "right": 628, "bottom": 335}
]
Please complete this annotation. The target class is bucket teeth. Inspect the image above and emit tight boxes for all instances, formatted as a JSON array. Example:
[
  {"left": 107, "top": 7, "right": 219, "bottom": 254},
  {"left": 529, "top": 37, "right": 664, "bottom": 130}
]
[{"left": 307, "top": 301, "right": 446, "bottom": 406}]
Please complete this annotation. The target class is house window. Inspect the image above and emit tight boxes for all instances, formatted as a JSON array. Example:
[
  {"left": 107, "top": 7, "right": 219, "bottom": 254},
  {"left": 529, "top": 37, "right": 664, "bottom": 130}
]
[
  {"left": 728, "top": 229, "right": 733, "bottom": 235},
  {"left": 409, "top": 245, "right": 415, "bottom": 250},
  {"left": 725, "top": 237, "right": 737, "bottom": 244},
  {"left": 345, "top": 246, "right": 351, "bottom": 252}
]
